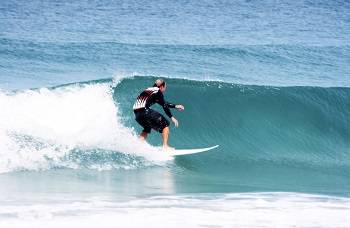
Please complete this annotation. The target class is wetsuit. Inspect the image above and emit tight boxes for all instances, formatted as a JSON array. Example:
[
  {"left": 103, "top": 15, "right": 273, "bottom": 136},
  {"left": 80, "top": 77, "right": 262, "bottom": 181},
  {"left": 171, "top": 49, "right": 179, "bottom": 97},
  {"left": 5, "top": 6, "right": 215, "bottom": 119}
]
[{"left": 133, "top": 87, "right": 176, "bottom": 133}]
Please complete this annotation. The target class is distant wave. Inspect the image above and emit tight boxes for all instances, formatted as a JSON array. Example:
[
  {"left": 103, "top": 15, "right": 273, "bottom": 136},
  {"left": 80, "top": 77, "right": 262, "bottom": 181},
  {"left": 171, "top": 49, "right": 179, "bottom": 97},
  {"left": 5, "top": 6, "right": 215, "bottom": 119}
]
[{"left": 1, "top": 37, "right": 349, "bottom": 88}]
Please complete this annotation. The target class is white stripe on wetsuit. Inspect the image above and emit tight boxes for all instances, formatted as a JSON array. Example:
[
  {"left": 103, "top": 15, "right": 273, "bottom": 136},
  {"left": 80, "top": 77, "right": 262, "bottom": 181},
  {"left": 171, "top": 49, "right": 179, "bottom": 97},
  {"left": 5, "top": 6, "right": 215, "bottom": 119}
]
[{"left": 133, "top": 87, "right": 159, "bottom": 110}]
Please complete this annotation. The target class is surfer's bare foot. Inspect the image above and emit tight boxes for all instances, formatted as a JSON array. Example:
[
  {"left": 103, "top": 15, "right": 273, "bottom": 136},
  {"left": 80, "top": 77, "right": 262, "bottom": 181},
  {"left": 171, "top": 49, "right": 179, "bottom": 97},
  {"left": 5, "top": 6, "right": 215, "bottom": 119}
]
[{"left": 162, "top": 145, "right": 174, "bottom": 151}]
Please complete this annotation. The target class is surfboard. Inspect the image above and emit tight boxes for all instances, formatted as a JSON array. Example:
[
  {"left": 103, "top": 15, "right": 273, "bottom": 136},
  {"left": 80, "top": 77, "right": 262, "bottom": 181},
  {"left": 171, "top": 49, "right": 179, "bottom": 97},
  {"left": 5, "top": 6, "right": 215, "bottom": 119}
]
[{"left": 166, "top": 145, "right": 219, "bottom": 156}]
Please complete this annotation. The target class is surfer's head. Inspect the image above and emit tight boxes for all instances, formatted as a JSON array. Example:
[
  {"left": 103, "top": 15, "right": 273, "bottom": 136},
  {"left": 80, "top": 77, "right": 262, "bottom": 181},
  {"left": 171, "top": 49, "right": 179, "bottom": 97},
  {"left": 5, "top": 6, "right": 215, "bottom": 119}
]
[{"left": 153, "top": 79, "right": 166, "bottom": 92}]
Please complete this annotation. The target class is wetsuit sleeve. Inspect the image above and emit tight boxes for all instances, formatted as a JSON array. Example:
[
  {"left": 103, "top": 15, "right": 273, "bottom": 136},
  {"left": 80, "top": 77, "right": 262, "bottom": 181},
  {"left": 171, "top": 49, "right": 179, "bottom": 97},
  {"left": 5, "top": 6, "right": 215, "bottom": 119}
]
[{"left": 157, "top": 91, "right": 176, "bottom": 118}]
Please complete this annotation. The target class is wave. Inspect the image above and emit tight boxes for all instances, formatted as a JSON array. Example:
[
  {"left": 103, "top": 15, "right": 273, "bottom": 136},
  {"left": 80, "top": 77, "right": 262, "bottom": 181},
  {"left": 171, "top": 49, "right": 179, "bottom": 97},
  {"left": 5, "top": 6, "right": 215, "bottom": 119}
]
[
  {"left": 1, "top": 76, "right": 350, "bottom": 193},
  {"left": 115, "top": 76, "right": 350, "bottom": 186},
  {"left": 1, "top": 37, "right": 350, "bottom": 89}
]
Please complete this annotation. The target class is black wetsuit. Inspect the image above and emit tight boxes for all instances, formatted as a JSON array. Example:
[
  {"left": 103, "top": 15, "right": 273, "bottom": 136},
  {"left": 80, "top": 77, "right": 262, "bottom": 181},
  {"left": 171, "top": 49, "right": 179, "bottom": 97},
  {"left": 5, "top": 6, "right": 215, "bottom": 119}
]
[{"left": 133, "top": 87, "right": 176, "bottom": 133}]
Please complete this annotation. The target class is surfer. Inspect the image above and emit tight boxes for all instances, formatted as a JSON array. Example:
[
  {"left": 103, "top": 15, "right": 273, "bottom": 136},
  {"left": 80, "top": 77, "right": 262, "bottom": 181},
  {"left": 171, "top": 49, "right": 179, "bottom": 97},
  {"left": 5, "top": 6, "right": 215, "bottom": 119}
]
[{"left": 133, "top": 79, "right": 184, "bottom": 150}]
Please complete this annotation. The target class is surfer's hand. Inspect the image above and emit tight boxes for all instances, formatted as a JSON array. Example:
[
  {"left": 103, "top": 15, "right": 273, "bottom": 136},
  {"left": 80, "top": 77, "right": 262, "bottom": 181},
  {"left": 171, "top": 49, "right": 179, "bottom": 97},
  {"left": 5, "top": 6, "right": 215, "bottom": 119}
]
[
  {"left": 171, "top": 117, "right": 179, "bottom": 127},
  {"left": 175, "top": 104, "right": 184, "bottom": 111}
]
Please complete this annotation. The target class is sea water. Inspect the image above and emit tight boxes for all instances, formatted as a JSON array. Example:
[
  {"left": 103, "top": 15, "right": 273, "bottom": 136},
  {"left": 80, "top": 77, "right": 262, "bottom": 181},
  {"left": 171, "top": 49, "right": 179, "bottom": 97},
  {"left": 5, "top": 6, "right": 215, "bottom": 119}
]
[{"left": 1, "top": 0, "right": 350, "bottom": 227}]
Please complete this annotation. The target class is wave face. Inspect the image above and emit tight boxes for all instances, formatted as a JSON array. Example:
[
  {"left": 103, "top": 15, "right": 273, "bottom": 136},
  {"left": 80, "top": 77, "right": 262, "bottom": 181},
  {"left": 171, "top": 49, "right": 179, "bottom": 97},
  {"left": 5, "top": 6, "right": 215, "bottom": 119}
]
[
  {"left": 1, "top": 76, "right": 350, "bottom": 195},
  {"left": 115, "top": 76, "right": 350, "bottom": 194},
  {"left": 116, "top": 77, "right": 350, "bottom": 163}
]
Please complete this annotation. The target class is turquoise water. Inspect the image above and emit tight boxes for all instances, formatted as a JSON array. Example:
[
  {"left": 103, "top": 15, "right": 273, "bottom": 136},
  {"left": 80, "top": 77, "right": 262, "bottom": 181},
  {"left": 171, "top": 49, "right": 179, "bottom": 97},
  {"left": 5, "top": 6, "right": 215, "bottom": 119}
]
[
  {"left": 1, "top": 0, "right": 350, "bottom": 227},
  {"left": 117, "top": 77, "right": 350, "bottom": 194}
]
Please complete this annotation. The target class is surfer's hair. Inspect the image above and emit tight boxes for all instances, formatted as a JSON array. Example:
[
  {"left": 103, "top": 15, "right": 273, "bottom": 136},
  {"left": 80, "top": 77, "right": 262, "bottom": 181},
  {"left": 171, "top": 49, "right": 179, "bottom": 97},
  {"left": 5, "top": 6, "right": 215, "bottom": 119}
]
[{"left": 153, "top": 79, "right": 166, "bottom": 88}]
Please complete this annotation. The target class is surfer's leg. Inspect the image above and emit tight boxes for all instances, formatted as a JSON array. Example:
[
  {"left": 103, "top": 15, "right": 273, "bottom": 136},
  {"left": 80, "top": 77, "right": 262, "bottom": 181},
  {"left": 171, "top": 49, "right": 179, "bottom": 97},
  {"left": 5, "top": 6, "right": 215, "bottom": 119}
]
[
  {"left": 140, "top": 131, "right": 148, "bottom": 140},
  {"left": 161, "top": 126, "right": 170, "bottom": 148},
  {"left": 145, "top": 109, "right": 172, "bottom": 149},
  {"left": 135, "top": 110, "right": 151, "bottom": 141}
]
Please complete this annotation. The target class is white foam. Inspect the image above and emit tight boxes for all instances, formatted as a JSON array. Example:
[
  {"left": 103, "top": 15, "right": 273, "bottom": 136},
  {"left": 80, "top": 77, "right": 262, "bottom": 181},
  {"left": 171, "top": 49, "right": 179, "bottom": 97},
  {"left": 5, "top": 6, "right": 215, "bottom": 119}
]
[
  {"left": 0, "top": 83, "right": 172, "bottom": 173},
  {"left": 0, "top": 192, "right": 349, "bottom": 228}
]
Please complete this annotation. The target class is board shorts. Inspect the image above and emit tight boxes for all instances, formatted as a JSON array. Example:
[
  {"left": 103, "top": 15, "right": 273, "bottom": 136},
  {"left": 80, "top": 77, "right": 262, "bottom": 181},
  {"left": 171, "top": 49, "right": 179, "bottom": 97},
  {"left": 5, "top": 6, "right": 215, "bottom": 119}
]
[{"left": 134, "top": 108, "right": 170, "bottom": 133}]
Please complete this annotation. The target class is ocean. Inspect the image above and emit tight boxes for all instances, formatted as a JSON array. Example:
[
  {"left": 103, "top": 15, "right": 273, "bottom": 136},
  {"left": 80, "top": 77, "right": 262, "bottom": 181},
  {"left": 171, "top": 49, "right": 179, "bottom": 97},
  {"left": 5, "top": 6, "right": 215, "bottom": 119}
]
[{"left": 1, "top": 0, "right": 350, "bottom": 227}]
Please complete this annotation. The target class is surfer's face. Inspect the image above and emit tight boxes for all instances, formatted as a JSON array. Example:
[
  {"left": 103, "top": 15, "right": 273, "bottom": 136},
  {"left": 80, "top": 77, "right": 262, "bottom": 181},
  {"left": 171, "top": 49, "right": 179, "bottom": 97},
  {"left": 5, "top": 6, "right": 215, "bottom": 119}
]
[{"left": 160, "top": 84, "right": 166, "bottom": 92}]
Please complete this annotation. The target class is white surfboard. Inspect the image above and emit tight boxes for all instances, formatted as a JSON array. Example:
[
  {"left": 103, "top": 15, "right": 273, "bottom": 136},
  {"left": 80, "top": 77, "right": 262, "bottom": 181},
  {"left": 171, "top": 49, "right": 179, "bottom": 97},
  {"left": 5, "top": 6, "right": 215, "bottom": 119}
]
[{"left": 166, "top": 145, "right": 219, "bottom": 156}]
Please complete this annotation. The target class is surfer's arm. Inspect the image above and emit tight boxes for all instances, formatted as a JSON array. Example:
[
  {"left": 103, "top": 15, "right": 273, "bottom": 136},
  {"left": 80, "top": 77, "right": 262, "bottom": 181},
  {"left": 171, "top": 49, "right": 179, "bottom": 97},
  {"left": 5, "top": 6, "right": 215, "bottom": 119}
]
[
  {"left": 165, "top": 102, "right": 184, "bottom": 111},
  {"left": 157, "top": 92, "right": 175, "bottom": 118},
  {"left": 161, "top": 103, "right": 174, "bottom": 118},
  {"left": 162, "top": 99, "right": 181, "bottom": 127},
  {"left": 165, "top": 102, "right": 176, "bottom": 108}
]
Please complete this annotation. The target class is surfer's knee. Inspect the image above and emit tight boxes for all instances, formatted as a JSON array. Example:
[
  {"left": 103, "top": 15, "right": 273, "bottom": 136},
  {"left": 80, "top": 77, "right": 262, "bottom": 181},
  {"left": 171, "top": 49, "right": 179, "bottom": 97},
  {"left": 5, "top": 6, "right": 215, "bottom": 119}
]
[
  {"left": 161, "top": 126, "right": 169, "bottom": 134},
  {"left": 157, "top": 116, "right": 169, "bottom": 133}
]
